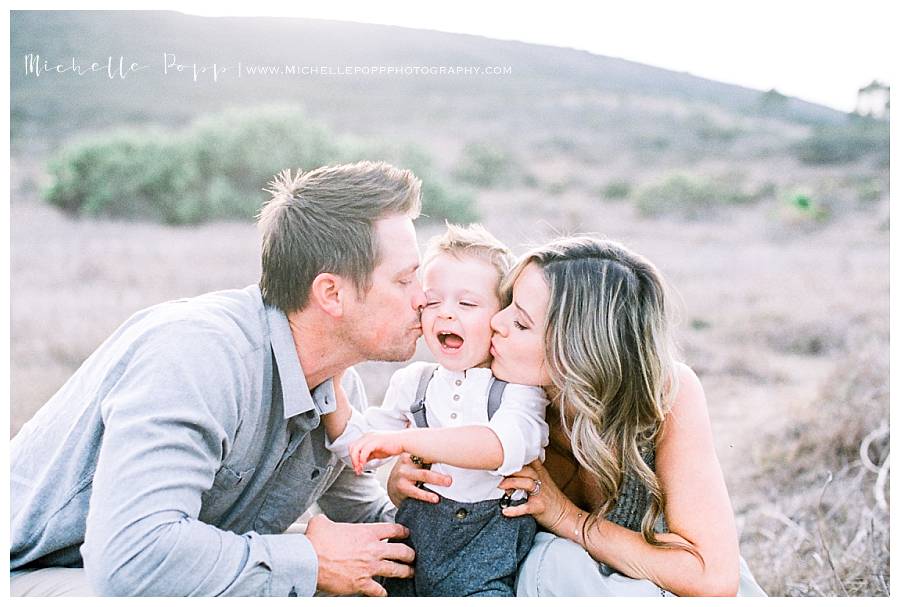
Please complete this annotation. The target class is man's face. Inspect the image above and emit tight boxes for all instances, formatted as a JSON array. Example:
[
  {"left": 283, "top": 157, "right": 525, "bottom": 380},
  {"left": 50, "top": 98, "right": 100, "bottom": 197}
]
[{"left": 343, "top": 214, "right": 426, "bottom": 362}]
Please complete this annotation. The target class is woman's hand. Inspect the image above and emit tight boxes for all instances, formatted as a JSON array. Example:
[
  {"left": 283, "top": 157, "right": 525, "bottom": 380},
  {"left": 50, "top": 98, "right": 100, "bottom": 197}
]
[
  {"left": 498, "top": 460, "right": 582, "bottom": 536},
  {"left": 385, "top": 453, "right": 453, "bottom": 507}
]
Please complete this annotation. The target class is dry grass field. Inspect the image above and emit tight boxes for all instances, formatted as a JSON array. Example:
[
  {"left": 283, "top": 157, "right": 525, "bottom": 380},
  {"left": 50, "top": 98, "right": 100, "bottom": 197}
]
[{"left": 10, "top": 148, "right": 889, "bottom": 596}]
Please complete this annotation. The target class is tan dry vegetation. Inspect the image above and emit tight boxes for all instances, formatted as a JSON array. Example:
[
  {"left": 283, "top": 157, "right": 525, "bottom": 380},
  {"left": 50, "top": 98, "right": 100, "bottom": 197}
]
[{"left": 10, "top": 143, "right": 889, "bottom": 596}]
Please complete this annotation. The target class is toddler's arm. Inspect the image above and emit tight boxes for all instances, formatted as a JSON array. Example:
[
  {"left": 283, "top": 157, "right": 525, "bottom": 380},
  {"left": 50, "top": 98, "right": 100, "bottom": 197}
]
[
  {"left": 323, "top": 365, "right": 417, "bottom": 471},
  {"left": 321, "top": 370, "right": 353, "bottom": 443},
  {"left": 350, "top": 383, "right": 549, "bottom": 475},
  {"left": 349, "top": 426, "right": 504, "bottom": 474}
]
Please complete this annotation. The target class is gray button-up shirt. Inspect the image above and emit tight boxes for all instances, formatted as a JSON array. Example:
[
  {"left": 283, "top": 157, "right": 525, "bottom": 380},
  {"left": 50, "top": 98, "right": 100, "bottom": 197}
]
[{"left": 10, "top": 285, "right": 395, "bottom": 596}]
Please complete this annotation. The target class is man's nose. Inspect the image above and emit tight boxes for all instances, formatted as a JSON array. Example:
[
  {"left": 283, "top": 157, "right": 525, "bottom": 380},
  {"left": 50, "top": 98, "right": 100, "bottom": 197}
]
[{"left": 412, "top": 287, "right": 427, "bottom": 312}]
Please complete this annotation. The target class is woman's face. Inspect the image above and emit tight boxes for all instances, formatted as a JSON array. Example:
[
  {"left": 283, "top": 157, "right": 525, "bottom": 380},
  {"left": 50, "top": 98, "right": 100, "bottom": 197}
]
[{"left": 490, "top": 262, "right": 553, "bottom": 387}]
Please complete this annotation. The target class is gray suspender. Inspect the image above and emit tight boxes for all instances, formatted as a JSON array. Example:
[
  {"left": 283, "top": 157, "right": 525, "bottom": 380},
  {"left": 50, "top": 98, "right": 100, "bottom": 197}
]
[
  {"left": 410, "top": 364, "right": 438, "bottom": 428},
  {"left": 409, "top": 364, "right": 508, "bottom": 428},
  {"left": 487, "top": 378, "right": 506, "bottom": 420}
]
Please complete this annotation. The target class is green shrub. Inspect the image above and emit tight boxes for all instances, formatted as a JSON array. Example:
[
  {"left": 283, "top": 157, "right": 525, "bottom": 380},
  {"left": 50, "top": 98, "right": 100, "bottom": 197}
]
[
  {"left": 601, "top": 179, "right": 632, "bottom": 200},
  {"left": 44, "top": 106, "right": 477, "bottom": 224},
  {"left": 690, "top": 114, "right": 742, "bottom": 143},
  {"left": 452, "top": 142, "right": 519, "bottom": 188},
  {"left": 635, "top": 173, "right": 758, "bottom": 219},
  {"left": 782, "top": 190, "right": 830, "bottom": 223},
  {"left": 792, "top": 118, "right": 889, "bottom": 165}
]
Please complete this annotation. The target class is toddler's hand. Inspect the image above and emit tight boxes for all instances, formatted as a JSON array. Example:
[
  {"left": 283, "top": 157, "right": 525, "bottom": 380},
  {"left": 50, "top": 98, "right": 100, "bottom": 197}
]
[{"left": 349, "top": 432, "right": 407, "bottom": 475}]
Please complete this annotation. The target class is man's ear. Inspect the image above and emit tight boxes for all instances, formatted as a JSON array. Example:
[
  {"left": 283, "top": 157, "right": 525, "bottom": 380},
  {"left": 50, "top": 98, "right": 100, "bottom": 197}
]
[{"left": 309, "top": 273, "right": 348, "bottom": 318}]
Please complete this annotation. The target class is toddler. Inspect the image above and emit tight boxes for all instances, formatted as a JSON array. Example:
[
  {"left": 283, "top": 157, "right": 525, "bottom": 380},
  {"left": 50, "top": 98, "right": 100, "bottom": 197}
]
[{"left": 323, "top": 223, "right": 548, "bottom": 596}]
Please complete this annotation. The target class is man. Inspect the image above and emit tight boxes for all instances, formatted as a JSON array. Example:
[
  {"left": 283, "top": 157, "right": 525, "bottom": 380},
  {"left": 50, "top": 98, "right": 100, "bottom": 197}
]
[{"left": 11, "top": 161, "right": 428, "bottom": 596}]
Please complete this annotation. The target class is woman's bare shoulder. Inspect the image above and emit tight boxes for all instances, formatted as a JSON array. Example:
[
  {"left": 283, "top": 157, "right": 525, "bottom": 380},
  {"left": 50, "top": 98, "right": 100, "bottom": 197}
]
[{"left": 661, "top": 362, "right": 710, "bottom": 441}]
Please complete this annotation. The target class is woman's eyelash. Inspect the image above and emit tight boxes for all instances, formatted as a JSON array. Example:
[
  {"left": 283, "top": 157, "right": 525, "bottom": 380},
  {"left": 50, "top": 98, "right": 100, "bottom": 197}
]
[{"left": 513, "top": 320, "right": 527, "bottom": 330}]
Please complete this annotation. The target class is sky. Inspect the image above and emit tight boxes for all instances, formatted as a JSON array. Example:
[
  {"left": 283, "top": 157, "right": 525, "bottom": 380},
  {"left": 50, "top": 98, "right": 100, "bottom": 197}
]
[{"left": 178, "top": 0, "right": 894, "bottom": 113}]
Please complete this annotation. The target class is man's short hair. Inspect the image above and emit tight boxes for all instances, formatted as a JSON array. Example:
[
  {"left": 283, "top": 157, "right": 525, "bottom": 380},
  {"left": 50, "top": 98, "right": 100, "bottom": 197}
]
[
  {"left": 422, "top": 223, "right": 515, "bottom": 299},
  {"left": 257, "top": 161, "right": 422, "bottom": 313}
]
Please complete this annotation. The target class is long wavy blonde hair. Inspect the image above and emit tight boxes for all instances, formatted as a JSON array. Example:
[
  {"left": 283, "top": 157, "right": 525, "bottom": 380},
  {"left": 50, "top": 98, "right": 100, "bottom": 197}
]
[{"left": 506, "top": 236, "right": 688, "bottom": 552}]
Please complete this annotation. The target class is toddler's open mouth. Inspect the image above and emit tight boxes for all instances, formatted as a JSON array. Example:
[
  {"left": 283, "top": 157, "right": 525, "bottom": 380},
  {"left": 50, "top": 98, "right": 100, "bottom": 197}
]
[{"left": 437, "top": 330, "right": 464, "bottom": 352}]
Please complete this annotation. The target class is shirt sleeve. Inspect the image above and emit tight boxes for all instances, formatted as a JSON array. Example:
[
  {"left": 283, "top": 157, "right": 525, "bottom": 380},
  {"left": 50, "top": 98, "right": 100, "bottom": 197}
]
[
  {"left": 82, "top": 321, "right": 317, "bottom": 597},
  {"left": 324, "top": 363, "right": 419, "bottom": 469},
  {"left": 316, "top": 368, "right": 396, "bottom": 523},
  {"left": 483, "top": 383, "right": 550, "bottom": 477}
]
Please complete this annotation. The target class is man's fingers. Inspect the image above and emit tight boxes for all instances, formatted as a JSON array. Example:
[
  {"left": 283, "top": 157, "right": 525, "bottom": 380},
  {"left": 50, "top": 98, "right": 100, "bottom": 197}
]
[
  {"left": 400, "top": 480, "right": 440, "bottom": 503},
  {"left": 373, "top": 559, "right": 414, "bottom": 580},
  {"left": 369, "top": 522, "right": 410, "bottom": 540},
  {"left": 358, "top": 579, "right": 388, "bottom": 597},
  {"left": 380, "top": 541, "right": 416, "bottom": 564},
  {"left": 410, "top": 467, "right": 452, "bottom": 487}
]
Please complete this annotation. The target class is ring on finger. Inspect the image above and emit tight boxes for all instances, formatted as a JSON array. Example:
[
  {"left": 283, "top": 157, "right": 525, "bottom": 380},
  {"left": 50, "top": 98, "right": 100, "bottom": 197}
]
[{"left": 529, "top": 479, "right": 542, "bottom": 496}]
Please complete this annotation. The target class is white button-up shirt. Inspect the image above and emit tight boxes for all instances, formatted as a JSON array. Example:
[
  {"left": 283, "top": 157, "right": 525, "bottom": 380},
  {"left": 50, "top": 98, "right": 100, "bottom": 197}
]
[{"left": 328, "top": 361, "right": 549, "bottom": 503}]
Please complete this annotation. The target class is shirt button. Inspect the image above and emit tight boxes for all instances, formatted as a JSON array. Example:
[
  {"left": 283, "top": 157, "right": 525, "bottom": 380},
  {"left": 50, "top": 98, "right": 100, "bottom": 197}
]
[
  {"left": 455, "top": 508, "right": 468, "bottom": 520},
  {"left": 455, "top": 379, "right": 462, "bottom": 386},
  {"left": 310, "top": 469, "right": 320, "bottom": 479},
  {"left": 453, "top": 394, "right": 460, "bottom": 401},
  {"left": 450, "top": 412, "right": 458, "bottom": 420}
]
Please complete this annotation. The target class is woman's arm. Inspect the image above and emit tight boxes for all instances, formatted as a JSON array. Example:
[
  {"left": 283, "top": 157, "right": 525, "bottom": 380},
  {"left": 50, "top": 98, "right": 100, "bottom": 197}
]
[
  {"left": 349, "top": 426, "right": 503, "bottom": 474},
  {"left": 500, "top": 364, "right": 740, "bottom": 596}
]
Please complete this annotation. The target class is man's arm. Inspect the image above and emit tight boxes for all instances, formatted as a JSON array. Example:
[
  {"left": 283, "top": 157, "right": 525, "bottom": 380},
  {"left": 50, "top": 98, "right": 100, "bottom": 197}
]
[{"left": 82, "top": 322, "right": 319, "bottom": 596}]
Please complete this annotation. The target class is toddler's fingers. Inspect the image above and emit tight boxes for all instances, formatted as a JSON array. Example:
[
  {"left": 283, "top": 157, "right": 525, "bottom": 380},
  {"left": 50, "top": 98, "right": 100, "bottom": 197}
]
[{"left": 360, "top": 444, "right": 375, "bottom": 465}]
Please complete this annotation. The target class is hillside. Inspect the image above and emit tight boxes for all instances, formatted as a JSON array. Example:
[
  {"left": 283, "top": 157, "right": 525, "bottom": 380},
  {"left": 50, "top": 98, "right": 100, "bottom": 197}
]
[{"left": 11, "top": 10, "right": 846, "bottom": 150}]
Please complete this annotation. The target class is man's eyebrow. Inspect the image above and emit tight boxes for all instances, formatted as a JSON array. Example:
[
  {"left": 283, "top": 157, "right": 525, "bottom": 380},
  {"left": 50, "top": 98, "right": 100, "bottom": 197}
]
[
  {"left": 395, "top": 263, "right": 419, "bottom": 278},
  {"left": 514, "top": 301, "right": 535, "bottom": 325}
]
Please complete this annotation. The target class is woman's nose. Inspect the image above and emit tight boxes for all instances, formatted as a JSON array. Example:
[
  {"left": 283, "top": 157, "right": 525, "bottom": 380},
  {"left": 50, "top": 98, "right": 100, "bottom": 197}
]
[{"left": 490, "top": 309, "right": 506, "bottom": 336}]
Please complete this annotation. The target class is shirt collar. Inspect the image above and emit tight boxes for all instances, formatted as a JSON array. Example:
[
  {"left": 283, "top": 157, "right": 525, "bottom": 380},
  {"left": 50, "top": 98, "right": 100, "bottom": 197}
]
[
  {"left": 265, "top": 303, "right": 337, "bottom": 419},
  {"left": 434, "top": 365, "right": 494, "bottom": 384}
]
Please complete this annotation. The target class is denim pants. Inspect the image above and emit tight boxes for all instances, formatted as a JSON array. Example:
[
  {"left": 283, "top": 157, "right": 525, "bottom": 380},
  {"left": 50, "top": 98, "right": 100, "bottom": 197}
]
[{"left": 385, "top": 493, "right": 537, "bottom": 597}]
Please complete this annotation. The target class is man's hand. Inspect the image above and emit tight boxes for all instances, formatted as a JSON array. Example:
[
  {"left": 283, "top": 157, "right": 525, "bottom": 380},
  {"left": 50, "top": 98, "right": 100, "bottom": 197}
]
[
  {"left": 348, "top": 432, "right": 407, "bottom": 474},
  {"left": 385, "top": 453, "right": 453, "bottom": 507},
  {"left": 305, "top": 514, "right": 414, "bottom": 597}
]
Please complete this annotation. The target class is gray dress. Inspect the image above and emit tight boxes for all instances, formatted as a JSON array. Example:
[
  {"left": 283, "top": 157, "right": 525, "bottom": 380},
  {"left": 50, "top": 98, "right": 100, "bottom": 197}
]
[{"left": 516, "top": 445, "right": 766, "bottom": 596}]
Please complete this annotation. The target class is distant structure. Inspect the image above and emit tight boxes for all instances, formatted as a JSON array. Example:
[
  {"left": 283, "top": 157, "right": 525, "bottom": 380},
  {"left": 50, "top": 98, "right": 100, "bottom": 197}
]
[{"left": 855, "top": 80, "right": 890, "bottom": 119}]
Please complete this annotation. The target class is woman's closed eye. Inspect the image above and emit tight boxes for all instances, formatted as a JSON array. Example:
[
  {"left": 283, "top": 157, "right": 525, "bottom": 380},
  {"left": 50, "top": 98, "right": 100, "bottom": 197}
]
[{"left": 513, "top": 320, "right": 528, "bottom": 330}]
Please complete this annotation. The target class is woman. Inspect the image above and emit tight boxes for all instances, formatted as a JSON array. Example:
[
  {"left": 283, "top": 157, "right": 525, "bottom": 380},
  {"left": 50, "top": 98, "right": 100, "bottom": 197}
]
[{"left": 388, "top": 236, "right": 765, "bottom": 596}]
